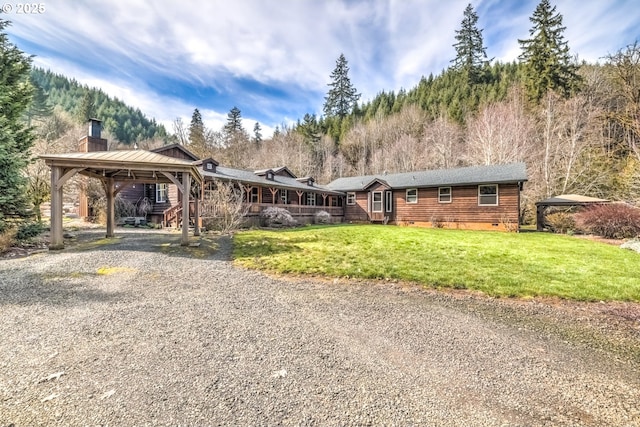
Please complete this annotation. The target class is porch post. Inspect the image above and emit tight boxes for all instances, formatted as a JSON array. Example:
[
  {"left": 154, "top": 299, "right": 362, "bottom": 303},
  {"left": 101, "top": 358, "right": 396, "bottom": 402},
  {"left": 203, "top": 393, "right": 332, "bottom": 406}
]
[
  {"left": 194, "top": 191, "right": 200, "bottom": 237},
  {"left": 105, "top": 178, "right": 115, "bottom": 238},
  {"left": 181, "top": 172, "right": 191, "bottom": 246},
  {"left": 49, "top": 166, "right": 64, "bottom": 250}
]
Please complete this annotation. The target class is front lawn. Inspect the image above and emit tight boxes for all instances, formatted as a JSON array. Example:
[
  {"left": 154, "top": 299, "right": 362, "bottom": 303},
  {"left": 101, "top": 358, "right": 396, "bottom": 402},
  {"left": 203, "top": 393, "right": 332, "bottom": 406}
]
[{"left": 233, "top": 225, "right": 640, "bottom": 301}]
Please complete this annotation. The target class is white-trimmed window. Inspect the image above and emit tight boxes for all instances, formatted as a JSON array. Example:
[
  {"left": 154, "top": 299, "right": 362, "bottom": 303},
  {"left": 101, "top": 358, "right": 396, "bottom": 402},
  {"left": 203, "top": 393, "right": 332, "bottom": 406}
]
[
  {"left": 156, "top": 183, "right": 168, "bottom": 203},
  {"left": 346, "top": 192, "right": 356, "bottom": 205},
  {"left": 438, "top": 187, "right": 452, "bottom": 203},
  {"left": 307, "top": 192, "right": 316, "bottom": 206},
  {"left": 478, "top": 184, "right": 498, "bottom": 206},
  {"left": 385, "top": 191, "right": 393, "bottom": 212},
  {"left": 372, "top": 191, "right": 383, "bottom": 212},
  {"left": 280, "top": 189, "right": 288, "bottom": 204},
  {"left": 406, "top": 188, "right": 418, "bottom": 204}
]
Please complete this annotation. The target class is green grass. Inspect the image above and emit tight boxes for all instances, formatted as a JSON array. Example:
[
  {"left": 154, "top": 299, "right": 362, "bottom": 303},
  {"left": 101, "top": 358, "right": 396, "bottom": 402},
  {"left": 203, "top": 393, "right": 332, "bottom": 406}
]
[{"left": 233, "top": 225, "right": 640, "bottom": 301}]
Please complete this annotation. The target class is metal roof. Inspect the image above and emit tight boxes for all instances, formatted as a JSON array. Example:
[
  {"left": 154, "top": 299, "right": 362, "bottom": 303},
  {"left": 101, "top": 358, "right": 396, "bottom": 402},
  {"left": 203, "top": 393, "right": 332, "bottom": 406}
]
[
  {"left": 536, "top": 194, "right": 609, "bottom": 206},
  {"left": 40, "top": 150, "right": 203, "bottom": 184},
  {"left": 327, "top": 162, "right": 528, "bottom": 191},
  {"left": 40, "top": 150, "right": 197, "bottom": 166}
]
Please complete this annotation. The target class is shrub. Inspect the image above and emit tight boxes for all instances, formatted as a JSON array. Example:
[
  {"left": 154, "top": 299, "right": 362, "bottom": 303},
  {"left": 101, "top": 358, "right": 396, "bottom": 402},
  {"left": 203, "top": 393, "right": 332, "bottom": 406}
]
[
  {"left": 314, "top": 210, "right": 331, "bottom": 224},
  {"left": 545, "top": 211, "right": 576, "bottom": 234},
  {"left": 15, "top": 222, "right": 45, "bottom": 241},
  {"left": 260, "top": 207, "right": 297, "bottom": 228},
  {"left": 575, "top": 203, "right": 640, "bottom": 239},
  {"left": 0, "top": 228, "right": 17, "bottom": 253}
]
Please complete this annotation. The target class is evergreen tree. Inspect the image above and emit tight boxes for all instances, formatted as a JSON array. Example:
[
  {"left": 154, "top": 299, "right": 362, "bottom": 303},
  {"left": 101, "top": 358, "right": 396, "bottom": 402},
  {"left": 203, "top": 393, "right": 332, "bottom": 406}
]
[
  {"left": 188, "top": 108, "right": 206, "bottom": 155},
  {"left": 75, "top": 91, "right": 95, "bottom": 123},
  {"left": 0, "top": 19, "right": 35, "bottom": 232},
  {"left": 26, "top": 77, "right": 52, "bottom": 126},
  {"left": 224, "top": 106, "right": 244, "bottom": 136},
  {"left": 323, "top": 53, "right": 361, "bottom": 119},
  {"left": 451, "top": 3, "right": 489, "bottom": 85},
  {"left": 253, "top": 122, "right": 262, "bottom": 147},
  {"left": 518, "top": 0, "right": 581, "bottom": 103}
]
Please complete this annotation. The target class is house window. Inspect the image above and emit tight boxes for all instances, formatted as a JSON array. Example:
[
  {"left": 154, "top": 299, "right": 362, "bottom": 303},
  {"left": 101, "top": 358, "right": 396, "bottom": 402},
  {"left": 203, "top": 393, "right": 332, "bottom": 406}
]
[
  {"left": 250, "top": 187, "right": 259, "bottom": 203},
  {"left": 307, "top": 192, "right": 316, "bottom": 206},
  {"left": 280, "top": 189, "right": 288, "bottom": 204},
  {"left": 406, "top": 188, "right": 418, "bottom": 204},
  {"left": 478, "top": 184, "right": 498, "bottom": 206},
  {"left": 372, "top": 191, "right": 383, "bottom": 212},
  {"left": 267, "top": 172, "right": 274, "bottom": 180},
  {"left": 438, "top": 187, "right": 452, "bottom": 203},
  {"left": 385, "top": 191, "right": 393, "bottom": 212},
  {"left": 156, "top": 183, "right": 167, "bottom": 203},
  {"left": 347, "top": 192, "right": 356, "bottom": 205},
  {"left": 206, "top": 162, "right": 213, "bottom": 170}
]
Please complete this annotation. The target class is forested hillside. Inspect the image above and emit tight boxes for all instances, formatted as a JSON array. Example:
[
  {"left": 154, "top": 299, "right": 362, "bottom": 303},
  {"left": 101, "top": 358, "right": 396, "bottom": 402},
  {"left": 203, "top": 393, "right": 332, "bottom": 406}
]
[
  {"left": 30, "top": 68, "right": 170, "bottom": 144},
  {"left": 20, "top": 1, "right": 640, "bottom": 226}
]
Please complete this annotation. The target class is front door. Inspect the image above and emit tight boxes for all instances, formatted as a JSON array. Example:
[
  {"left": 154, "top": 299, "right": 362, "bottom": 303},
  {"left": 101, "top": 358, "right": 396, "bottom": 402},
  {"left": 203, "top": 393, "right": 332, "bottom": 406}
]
[{"left": 369, "top": 191, "right": 384, "bottom": 221}]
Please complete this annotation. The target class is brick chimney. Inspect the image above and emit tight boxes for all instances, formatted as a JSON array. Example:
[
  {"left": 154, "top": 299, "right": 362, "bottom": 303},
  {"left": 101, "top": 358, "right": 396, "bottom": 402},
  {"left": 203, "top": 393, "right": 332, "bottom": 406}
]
[{"left": 78, "top": 118, "right": 108, "bottom": 152}]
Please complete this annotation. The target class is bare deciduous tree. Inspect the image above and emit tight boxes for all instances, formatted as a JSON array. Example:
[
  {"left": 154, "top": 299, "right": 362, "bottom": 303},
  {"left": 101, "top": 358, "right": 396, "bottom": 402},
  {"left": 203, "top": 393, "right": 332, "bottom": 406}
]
[
  {"left": 201, "top": 181, "right": 250, "bottom": 234},
  {"left": 466, "top": 90, "right": 533, "bottom": 166}
]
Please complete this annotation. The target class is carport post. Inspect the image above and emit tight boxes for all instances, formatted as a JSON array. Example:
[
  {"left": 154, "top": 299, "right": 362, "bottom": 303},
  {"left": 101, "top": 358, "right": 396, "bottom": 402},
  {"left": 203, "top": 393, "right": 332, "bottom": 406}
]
[
  {"left": 193, "top": 193, "right": 200, "bottom": 237},
  {"left": 49, "top": 166, "right": 64, "bottom": 250},
  {"left": 181, "top": 172, "right": 191, "bottom": 246},
  {"left": 105, "top": 178, "right": 116, "bottom": 238}
]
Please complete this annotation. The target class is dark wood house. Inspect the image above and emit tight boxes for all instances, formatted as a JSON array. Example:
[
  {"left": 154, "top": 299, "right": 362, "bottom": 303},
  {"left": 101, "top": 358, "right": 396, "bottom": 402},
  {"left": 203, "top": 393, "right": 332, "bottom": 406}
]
[{"left": 326, "top": 163, "right": 528, "bottom": 231}]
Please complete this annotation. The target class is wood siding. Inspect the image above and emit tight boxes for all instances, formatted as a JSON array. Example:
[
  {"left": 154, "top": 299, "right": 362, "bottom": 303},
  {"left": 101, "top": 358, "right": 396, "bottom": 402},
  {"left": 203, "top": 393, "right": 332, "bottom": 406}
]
[
  {"left": 345, "top": 191, "right": 370, "bottom": 222},
  {"left": 344, "top": 183, "right": 521, "bottom": 230}
]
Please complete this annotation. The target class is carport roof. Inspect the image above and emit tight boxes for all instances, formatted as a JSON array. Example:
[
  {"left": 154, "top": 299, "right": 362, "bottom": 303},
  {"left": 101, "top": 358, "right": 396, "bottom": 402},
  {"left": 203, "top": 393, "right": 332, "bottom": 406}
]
[
  {"left": 40, "top": 150, "right": 203, "bottom": 184},
  {"left": 536, "top": 194, "right": 609, "bottom": 206}
]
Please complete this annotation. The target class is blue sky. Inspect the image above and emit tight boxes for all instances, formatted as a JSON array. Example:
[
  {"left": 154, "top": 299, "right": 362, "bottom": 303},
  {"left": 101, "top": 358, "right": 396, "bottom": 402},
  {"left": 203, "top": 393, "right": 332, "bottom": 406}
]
[{"left": 5, "top": 0, "right": 639, "bottom": 137}]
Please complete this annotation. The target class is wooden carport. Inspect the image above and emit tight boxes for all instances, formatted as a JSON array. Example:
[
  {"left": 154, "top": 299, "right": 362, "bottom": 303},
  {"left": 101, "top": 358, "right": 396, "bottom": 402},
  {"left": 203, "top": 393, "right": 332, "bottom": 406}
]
[{"left": 40, "top": 150, "right": 203, "bottom": 249}]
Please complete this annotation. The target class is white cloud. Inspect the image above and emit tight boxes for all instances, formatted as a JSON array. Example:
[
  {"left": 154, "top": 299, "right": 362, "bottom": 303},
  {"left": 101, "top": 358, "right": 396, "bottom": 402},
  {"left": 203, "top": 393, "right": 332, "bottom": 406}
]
[{"left": 7, "top": 0, "right": 639, "bottom": 133}]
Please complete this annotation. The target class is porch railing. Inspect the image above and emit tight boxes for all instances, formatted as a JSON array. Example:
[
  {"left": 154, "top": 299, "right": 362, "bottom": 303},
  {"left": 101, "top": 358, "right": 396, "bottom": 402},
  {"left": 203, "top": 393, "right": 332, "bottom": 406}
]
[{"left": 244, "top": 203, "right": 343, "bottom": 217}]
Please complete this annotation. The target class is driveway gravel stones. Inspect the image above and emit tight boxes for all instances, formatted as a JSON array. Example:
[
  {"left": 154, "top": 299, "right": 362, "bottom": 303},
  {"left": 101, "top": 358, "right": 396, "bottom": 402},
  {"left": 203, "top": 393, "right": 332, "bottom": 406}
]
[{"left": 1, "top": 229, "right": 639, "bottom": 426}]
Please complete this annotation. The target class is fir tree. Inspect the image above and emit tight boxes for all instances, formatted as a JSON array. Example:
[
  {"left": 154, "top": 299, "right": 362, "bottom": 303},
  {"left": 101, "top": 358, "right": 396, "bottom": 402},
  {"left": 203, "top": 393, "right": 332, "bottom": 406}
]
[
  {"left": 224, "top": 106, "right": 244, "bottom": 136},
  {"left": 323, "top": 54, "right": 361, "bottom": 119},
  {"left": 518, "top": 0, "right": 581, "bottom": 103},
  {"left": 253, "top": 122, "right": 262, "bottom": 147},
  {"left": 26, "top": 77, "right": 52, "bottom": 126},
  {"left": 188, "top": 108, "right": 206, "bottom": 155},
  {"left": 0, "top": 19, "right": 35, "bottom": 232},
  {"left": 451, "top": 3, "right": 489, "bottom": 85},
  {"left": 75, "top": 91, "right": 95, "bottom": 123}
]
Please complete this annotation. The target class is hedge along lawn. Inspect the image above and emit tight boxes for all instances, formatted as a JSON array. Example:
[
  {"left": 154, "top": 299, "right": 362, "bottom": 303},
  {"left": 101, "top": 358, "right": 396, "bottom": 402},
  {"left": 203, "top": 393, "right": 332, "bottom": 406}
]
[{"left": 232, "top": 225, "right": 640, "bottom": 302}]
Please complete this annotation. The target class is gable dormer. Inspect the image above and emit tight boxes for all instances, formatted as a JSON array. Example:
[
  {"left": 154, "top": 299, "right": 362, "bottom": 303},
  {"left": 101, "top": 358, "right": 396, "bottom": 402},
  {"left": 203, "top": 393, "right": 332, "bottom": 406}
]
[
  {"left": 296, "top": 176, "right": 315, "bottom": 186},
  {"left": 198, "top": 157, "right": 219, "bottom": 173},
  {"left": 272, "top": 166, "right": 297, "bottom": 178},
  {"left": 255, "top": 169, "right": 276, "bottom": 181}
]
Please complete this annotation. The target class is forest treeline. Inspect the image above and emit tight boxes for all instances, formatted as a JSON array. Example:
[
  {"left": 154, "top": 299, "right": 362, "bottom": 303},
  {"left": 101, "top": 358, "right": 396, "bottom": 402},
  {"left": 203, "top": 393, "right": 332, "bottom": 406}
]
[
  {"left": 29, "top": 67, "right": 170, "bottom": 144},
  {"left": 18, "top": 1, "right": 640, "bottom": 225}
]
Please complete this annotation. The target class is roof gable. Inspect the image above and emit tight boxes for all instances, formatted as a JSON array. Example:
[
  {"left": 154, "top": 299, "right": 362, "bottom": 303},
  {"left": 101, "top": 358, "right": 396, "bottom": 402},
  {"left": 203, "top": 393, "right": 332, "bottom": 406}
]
[
  {"left": 363, "top": 178, "right": 391, "bottom": 190},
  {"left": 151, "top": 144, "right": 199, "bottom": 161}
]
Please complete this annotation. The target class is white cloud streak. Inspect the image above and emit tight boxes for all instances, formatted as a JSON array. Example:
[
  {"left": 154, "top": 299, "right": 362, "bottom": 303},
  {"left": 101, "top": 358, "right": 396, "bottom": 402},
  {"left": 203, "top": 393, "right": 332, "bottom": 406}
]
[{"left": 6, "top": 0, "right": 638, "bottom": 134}]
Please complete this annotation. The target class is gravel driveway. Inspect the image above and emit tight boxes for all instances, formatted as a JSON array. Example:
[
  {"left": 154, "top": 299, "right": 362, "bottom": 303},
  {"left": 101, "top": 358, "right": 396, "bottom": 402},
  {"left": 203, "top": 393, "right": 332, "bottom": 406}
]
[{"left": 1, "top": 229, "right": 639, "bottom": 426}]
